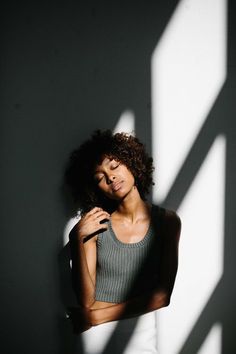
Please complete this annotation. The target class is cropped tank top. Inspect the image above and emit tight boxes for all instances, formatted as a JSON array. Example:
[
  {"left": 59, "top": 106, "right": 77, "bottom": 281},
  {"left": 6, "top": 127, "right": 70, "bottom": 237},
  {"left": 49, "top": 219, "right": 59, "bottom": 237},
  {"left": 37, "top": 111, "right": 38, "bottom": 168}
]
[{"left": 95, "top": 205, "right": 165, "bottom": 303}]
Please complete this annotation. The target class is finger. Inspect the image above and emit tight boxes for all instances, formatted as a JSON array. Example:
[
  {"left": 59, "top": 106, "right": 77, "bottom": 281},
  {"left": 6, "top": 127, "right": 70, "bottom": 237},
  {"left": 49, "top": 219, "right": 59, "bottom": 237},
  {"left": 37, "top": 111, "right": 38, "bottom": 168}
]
[
  {"left": 95, "top": 215, "right": 110, "bottom": 225},
  {"left": 86, "top": 207, "right": 103, "bottom": 216},
  {"left": 91, "top": 218, "right": 109, "bottom": 231},
  {"left": 87, "top": 223, "right": 109, "bottom": 238},
  {"left": 91, "top": 210, "right": 110, "bottom": 220}
]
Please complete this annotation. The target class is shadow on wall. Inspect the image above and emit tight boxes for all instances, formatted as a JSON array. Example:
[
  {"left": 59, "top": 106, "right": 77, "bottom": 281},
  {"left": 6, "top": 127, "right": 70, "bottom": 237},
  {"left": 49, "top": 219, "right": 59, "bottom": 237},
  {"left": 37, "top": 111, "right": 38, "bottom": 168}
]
[
  {"left": 162, "top": 2, "right": 236, "bottom": 352},
  {"left": 1, "top": 0, "right": 236, "bottom": 353},
  {"left": 164, "top": 82, "right": 236, "bottom": 354}
]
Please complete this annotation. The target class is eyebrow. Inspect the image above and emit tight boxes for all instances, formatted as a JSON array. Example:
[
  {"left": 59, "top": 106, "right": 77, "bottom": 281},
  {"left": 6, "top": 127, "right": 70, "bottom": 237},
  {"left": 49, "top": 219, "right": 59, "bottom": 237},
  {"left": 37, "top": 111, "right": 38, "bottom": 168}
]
[
  {"left": 94, "top": 170, "right": 103, "bottom": 175},
  {"left": 94, "top": 159, "right": 116, "bottom": 174}
]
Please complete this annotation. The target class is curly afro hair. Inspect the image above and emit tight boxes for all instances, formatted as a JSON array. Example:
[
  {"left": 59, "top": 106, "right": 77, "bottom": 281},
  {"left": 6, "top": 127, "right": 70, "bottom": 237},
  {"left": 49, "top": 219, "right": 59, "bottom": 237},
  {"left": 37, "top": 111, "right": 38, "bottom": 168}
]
[{"left": 65, "top": 130, "right": 154, "bottom": 215}]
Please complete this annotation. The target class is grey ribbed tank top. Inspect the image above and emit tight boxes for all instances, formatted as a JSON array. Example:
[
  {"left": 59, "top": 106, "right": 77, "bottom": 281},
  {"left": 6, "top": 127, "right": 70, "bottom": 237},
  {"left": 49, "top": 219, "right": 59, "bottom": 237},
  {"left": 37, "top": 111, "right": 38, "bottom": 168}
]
[{"left": 95, "top": 205, "right": 164, "bottom": 303}]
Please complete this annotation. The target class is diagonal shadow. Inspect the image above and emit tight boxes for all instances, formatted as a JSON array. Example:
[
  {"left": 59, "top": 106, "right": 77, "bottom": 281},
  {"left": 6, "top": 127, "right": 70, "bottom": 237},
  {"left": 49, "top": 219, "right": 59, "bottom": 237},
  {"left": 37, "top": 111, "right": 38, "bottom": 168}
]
[
  {"left": 164, "top": 87, "right": 224, "bottom": 211},
  {"left": 178, "top": 280, "right": 224, "bottom": 354},
  {"left": 162, "top": 92, "right": 228, "bottom": 353},
  {"left": 159, "top": 0, "right": 236, "bottom": 350}
]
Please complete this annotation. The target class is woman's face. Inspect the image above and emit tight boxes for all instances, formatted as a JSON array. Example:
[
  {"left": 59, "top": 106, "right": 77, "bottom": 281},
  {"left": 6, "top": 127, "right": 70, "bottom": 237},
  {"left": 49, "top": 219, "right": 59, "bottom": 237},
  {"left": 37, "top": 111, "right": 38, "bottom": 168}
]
[{"left": 93, "top": 157, "right": 135, "bottom": 200}]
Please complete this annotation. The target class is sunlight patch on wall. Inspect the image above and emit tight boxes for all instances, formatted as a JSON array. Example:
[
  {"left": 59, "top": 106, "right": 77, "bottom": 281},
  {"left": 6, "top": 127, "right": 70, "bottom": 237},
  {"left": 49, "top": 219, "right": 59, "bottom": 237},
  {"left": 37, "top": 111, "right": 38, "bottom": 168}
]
[
  {"left": 198, "top": 323, "right": 222, "bottom": 354},
  {"left": 113, "top": 109, "right": 135, "bottom": 135},
  {"left": 151, "top": 0, "right": 227, "bottom": 202},
  {"left": 156, "top": 135, "right": 226, "bottom": 354},
  {"left": 63, "top": 216, "right": 79, "bottom": 247}
]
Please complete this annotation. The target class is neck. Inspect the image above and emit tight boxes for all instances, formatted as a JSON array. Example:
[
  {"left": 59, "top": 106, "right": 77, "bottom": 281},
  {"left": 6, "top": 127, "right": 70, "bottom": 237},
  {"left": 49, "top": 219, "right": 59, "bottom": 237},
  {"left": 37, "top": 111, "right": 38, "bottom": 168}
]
[{"left": 115, "top": 187, "right": 150, "bottom": 223}]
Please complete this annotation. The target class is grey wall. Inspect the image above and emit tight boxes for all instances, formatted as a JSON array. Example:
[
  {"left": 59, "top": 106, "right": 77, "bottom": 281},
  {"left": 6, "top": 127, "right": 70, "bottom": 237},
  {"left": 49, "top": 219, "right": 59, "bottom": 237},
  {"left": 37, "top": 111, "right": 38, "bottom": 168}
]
[{"left": 0, "top": 1, "right": 235, "bottom": 353}]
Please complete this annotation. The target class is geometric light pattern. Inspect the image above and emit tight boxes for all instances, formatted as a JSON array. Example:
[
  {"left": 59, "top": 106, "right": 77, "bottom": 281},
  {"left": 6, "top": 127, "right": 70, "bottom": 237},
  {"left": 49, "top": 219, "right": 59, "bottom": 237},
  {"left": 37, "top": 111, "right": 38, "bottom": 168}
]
[
  {"left": 151, "top": 1, "right": 227, "bottom": 352},
  {"left": 151, "top": 0, "right": 227, "bottom": 202},
  {"left": 156, "top": 135, "right": 226, "bottom": 353}
]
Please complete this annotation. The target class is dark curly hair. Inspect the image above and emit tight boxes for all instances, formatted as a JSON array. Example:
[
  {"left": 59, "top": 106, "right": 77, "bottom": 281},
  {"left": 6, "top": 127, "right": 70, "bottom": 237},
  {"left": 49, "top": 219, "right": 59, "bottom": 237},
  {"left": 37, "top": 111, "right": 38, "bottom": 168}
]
[{"left": 65, "top": 130, "right": 154, "bottom": 215}]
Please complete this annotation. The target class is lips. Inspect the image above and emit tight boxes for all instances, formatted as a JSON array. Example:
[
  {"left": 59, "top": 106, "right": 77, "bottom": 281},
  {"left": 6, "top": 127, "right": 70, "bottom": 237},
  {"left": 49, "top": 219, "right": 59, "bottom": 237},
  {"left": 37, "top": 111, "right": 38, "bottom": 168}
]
[{"left": 111, "top": 181, "right": 123, "bottom": 192}]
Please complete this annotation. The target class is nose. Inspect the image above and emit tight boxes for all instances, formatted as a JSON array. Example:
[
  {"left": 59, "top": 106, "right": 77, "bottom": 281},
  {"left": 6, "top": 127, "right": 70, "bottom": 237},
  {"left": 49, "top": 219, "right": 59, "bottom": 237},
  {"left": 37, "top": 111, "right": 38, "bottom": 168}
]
[{"left": 107, "top": 175, "right": 116, "bottom": 184}]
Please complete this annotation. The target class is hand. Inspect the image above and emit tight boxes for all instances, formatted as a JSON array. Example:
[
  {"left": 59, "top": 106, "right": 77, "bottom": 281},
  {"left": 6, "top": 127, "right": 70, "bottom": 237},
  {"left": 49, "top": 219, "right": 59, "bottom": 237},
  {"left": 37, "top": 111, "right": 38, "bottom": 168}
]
[
  {"left": 67, "top": 306, "right": 92, "bottom": 333},
  {"left": 76, "top": 207, "right": 110, "bottom": 242}
]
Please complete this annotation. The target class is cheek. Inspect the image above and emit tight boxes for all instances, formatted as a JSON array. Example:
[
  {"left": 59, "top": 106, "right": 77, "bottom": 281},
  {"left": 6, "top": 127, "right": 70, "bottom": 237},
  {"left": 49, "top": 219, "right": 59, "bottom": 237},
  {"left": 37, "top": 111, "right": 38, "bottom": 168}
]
[
  {"left": 97, "top": 182, "right": 107, "bottom": 192},
  {"left": 124, "top": 170, "right": 135, "bottom": 185}
]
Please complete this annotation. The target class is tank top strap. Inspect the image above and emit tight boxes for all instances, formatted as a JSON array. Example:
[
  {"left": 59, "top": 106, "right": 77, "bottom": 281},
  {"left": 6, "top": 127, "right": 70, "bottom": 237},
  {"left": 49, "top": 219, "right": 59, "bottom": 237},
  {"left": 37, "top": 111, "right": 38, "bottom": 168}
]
[
  {"left": 158, "top": 206, "right": 166, "bottom": 248},
  {"left": 151, "top": 204, "right": 162, "bottom": 224},
  {"left": 151, "top": 204, "right": 166, "bottom": 240},
  {"left": 158, "top": 206, "right": 166, "bottom": 228}
]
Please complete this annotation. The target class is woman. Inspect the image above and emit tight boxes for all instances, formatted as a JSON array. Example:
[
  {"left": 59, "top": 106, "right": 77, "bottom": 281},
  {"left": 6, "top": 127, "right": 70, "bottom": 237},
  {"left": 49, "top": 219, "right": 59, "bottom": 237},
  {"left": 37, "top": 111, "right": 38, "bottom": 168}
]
[{"left": 65, "top": 130, "right": 181, "bottom": 353}]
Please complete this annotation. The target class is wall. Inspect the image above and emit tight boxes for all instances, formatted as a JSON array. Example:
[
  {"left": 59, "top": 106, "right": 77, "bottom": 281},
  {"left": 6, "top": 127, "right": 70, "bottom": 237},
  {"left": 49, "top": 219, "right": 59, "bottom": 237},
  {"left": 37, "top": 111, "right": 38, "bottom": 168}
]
[{"left": 0, "top": 1, "right": 235, "bottom": 353}]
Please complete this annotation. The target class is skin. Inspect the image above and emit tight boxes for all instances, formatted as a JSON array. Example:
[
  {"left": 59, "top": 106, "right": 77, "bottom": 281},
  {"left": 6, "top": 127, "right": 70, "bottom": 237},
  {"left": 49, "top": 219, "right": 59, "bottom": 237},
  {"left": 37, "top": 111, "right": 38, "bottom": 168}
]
[{"left": 69, "top": 158, "right": 181, "bottom": 333}]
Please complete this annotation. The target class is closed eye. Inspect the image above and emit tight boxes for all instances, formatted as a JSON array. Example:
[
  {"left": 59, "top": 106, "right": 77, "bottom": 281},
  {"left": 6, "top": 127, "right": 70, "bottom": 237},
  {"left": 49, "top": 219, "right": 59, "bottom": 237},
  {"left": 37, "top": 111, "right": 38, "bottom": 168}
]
[
  {"left": 94, "top": 174, "right": 104, "bottom": 184},
  {"left": 110, "top": 162, "right": 120, "bottom": 170}
]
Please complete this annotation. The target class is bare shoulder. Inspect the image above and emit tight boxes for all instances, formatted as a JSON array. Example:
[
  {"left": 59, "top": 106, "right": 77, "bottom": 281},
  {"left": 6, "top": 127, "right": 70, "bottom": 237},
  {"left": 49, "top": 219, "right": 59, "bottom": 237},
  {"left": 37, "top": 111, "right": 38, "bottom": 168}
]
[{"left": 69, "top": 223, "right": 98, "bottom": 244}]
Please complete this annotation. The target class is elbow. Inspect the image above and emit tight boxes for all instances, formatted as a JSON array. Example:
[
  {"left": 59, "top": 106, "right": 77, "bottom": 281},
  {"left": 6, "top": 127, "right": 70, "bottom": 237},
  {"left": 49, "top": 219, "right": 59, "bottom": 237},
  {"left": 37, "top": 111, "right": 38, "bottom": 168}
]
[
  {"left": 79, "top": 298, "right": 95, "bottom": 310},
  {"left": 74, "top": 290, "right": 95, "bottom": 309},
  {"left": 152, "top": 289, "right": 171, "bottom": 309},
  {"left": 163, "top": 294, "right": 171, "bottom": 307},
  {"left": 159, "top": 291, "right": 171, "bottom": 308}
]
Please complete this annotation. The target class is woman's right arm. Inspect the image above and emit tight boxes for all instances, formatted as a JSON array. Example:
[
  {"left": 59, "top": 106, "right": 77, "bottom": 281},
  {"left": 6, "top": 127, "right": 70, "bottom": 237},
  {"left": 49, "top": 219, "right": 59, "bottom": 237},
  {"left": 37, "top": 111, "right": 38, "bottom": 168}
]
[
  {"left": 69, "top": 207, "right": 110, "bottom": 309},
  {"left": 69, "top": 228, "right": 97, "bottom": 308}
]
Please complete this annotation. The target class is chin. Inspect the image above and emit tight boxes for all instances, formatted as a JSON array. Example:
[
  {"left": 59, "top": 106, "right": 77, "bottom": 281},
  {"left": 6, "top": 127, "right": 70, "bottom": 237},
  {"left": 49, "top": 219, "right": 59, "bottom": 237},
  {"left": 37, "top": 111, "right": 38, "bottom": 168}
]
[{"left": 113, "top": 189, "right": 133, "bottom": 201}]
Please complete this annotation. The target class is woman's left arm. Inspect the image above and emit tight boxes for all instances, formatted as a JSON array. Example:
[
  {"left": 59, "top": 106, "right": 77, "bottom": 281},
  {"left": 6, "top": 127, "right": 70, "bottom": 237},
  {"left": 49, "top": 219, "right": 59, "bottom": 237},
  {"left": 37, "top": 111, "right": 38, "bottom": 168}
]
[{"left": 89, "top": 210, "right": 181, "bottom": 326}]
